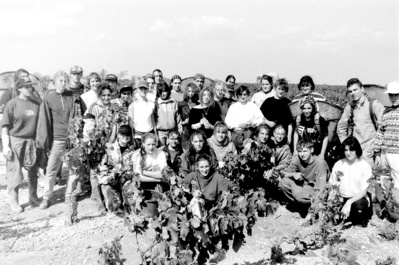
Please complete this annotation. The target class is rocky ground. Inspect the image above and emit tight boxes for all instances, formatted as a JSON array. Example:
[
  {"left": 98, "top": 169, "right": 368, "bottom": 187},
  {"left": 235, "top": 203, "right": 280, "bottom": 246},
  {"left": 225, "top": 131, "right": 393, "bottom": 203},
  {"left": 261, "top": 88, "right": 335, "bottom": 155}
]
[{"left": 1, "top": 156, "right": 399, "bottom": 265}]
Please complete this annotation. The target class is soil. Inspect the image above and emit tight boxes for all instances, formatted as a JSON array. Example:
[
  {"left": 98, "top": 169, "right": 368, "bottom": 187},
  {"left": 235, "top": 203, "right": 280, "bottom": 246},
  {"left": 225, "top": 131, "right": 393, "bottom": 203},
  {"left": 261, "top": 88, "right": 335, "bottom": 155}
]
[{"left": 1, "top": 156, "right": 399, "bottom": 265}]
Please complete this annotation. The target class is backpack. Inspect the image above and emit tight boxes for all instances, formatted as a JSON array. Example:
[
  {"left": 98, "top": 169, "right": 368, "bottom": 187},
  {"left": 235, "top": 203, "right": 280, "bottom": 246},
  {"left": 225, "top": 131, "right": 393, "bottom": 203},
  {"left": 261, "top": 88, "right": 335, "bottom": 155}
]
[{"left": 347, "top": 94, "right": 378, "bottom": 136}]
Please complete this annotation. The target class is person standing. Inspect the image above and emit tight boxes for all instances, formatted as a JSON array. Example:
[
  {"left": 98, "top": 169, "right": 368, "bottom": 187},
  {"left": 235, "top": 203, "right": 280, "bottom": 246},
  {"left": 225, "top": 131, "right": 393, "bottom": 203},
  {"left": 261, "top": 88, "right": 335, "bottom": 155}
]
[
  {"left": 36, "top": 71, "right": 76, "bottom": 209},
  {"left": 105, "top": 74, "right": 119, "bottom": 100},
  {"left": 2, "top": 78, "right": 40, "bottom": 212},
  {"left": 374, "top": 81, "right": 399, "bottom": 187},
  {"left": 193, "top": 73, "right": 205, "bottom": 91},
  {"left": 68, "top": 66, "right": 85, "bottom": 97},
  {"left": 337, "top": 78, "right": 385, "bottom": 166}
]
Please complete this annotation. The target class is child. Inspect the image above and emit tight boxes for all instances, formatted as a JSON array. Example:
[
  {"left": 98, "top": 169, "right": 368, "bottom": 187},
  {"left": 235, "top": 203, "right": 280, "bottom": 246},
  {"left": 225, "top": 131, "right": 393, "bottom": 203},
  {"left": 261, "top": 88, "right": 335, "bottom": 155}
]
[
  {"left": 280, "top": 139, "right": 329, "bottom": 213},
  {"left": 207, "top": 121, "right": 237, "bottom": 167},
  {"left": 155, "top": 81, "right": 182, "bottom": 146},
  {"left": 160, "top": 131, "right": 184, "bottom": 174}
]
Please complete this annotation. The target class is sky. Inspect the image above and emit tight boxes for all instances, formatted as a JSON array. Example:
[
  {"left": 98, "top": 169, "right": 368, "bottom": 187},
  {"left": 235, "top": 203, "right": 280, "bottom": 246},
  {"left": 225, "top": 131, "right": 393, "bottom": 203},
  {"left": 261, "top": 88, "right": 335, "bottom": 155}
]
[{"left": 0, "top": 0, "right": 397, "bottom": 85}]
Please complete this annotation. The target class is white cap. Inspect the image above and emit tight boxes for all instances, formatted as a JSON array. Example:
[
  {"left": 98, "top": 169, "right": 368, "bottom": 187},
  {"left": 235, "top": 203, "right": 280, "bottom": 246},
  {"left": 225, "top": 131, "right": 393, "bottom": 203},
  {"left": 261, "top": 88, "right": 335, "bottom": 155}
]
[{"left": 385, "top": 81, "right": 399, "bottom": 94}]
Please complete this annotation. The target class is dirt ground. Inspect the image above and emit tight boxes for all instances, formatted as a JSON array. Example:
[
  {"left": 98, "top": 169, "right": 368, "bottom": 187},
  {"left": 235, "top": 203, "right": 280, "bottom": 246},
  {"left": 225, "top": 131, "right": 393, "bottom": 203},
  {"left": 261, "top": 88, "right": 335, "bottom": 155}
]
[{"left": 1, "top": 156, "right": 399, "bottom": 265}]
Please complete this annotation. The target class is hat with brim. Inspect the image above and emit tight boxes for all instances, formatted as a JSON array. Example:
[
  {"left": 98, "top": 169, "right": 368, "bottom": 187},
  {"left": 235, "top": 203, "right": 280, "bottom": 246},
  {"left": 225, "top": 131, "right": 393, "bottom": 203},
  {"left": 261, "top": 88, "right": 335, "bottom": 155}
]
[
  {"left": 118, "top": 83, "right": 134, "bottom": 94},
  {"left": 137, "top": 79, "right": 149, "bottom": 90},
  {"left": 15, "top": 78, "right": 36, "bottom": 89},
  {"left": 385, "top": 81, "right": 399, "bottom": 94}
]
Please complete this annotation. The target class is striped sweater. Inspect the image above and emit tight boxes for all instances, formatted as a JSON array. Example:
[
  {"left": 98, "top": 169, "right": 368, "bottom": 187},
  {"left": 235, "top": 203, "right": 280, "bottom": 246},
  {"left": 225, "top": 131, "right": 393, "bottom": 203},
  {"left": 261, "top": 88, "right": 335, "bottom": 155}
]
[{"left": 374, "top": 106, "right": 399, "bottom": 154}]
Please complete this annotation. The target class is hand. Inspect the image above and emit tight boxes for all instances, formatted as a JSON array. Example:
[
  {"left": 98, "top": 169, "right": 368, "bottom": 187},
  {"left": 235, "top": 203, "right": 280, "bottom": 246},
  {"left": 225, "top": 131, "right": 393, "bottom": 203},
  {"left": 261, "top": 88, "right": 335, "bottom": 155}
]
[
  {"left": 287, "top": 136, "right": 292, "bottom": 145},
  {"left": 265, "top": 169, "right": 274, "bottom": 179},
  {"left": 182, "top": 118, "right": 189, "bottom": 125},
  {"left": 341, "top": 200, "right": 352, "bottom": 219},
  {"left": 292, "top": 172, "right": 304, "bottom": 181},
  {"left": 218, "top": 161, "right": 225, "bottom": 168},
  {"left": 193, "top": 123, "right": 202, "bottom": 130},
  {"left": 374, "top": 156, "right": 381, "bottom": 169},
  {"left": 221, "top": 191, "right": 229, "bottom": 198},
  {"left": 238, "top": 123, "right": 247, "bottom": 129},
  {"left": 2, "top": 145, "right": 12, "bottom": 161},
  {"left": 193, "top": 189, "right": 203, "bottom": 199},
  {"left": 266, "top": 121, "right": 276, "bottom": 128},
  {"left": 204, "top": 123, "right": 213, "bottom": 129}
]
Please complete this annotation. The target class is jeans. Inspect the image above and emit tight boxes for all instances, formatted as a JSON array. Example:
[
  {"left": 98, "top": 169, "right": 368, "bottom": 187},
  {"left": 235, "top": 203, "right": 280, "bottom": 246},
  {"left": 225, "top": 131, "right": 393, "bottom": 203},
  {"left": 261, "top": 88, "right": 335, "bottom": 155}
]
[{"left": 43, "top": 140, "right": 67, "bottom": 200}]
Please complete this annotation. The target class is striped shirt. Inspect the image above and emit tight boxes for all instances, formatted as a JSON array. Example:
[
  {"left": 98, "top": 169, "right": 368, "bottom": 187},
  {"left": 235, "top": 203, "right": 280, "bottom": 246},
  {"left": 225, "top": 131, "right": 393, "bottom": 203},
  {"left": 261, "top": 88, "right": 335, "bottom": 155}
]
[{"left": 374, "top": 106, "right": 399, "bottom": 154}]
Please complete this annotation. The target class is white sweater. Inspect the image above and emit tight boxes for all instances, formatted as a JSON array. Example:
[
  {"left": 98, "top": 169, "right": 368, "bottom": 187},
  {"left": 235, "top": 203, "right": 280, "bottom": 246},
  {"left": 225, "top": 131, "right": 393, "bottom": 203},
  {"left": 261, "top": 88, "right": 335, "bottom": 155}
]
[{"left": 225, "top": 101, "right": 265, "bottom": 130}]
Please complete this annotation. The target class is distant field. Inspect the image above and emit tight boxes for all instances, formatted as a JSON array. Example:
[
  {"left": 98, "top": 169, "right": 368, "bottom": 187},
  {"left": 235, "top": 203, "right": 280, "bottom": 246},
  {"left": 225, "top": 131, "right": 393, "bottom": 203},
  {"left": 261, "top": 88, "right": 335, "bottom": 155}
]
[{"left": 239, "top": 83, "right": 348, "bottom": 108}]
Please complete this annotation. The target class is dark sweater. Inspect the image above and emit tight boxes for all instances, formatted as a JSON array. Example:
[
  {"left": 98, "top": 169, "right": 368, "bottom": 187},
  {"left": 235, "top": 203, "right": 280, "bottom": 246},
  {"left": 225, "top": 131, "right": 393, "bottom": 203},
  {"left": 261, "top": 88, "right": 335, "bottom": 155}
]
[
  {"left": 188, "top": 104, "right": 222, "bottom": 138},
  {"left": 260, "top": 97, "right": 293, "bottom": 130}
]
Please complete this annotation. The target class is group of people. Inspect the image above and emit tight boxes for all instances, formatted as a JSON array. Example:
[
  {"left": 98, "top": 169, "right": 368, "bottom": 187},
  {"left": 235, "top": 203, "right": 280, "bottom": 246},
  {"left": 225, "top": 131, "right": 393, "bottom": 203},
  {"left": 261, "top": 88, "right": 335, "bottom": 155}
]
[{"left": 2, "top": 66, "right": 399, "bottom": 228}]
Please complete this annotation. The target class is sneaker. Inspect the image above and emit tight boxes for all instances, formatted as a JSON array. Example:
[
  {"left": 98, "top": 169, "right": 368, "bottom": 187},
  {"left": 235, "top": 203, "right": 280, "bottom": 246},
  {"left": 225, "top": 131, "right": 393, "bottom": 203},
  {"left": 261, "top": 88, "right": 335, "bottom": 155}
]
[
  {"left": 40, "top": 199, "right": 50, "bottom": 210},
  {"left": 29, "top": 197, "right": 41, "bottom": 207}
]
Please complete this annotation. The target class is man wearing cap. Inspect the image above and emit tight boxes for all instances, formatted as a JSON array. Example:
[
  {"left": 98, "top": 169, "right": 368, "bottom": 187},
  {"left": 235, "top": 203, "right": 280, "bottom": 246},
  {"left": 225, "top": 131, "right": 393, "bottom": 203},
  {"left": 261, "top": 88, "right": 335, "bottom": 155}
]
[
  {"left": 2, "top": 78, "right": 41, "bottom": 212},
  {"left": 374, "top": 81, "right": 399, "bottom": 187},
  {"left": 337, "top": 78, "right": 385, "bottom": 166},
  {"left": 194, "top": 73, "right": 205, "bottom": 91},
  {"left": 111, "top": 83, "right": 133, "bottom": 108},
  {"left": 68, "top": 66, "right": 85, "bottom": 96},
  {"left": 105, "top": 74, "right": 119, "bottom": 100},
  {"left": 128, "top": 79, "right": 157, "bottom": 143}
]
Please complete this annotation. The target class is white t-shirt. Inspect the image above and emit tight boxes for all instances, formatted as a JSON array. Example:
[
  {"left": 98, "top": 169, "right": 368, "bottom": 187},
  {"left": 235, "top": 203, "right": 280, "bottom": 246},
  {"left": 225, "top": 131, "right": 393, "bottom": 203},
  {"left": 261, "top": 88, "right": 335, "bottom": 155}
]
[
  {"left": 251, "top": 90, "right": 275, "bottom": 108},
  {"left": 330, "top": 158, "right": 372, "bottom": 198},
  {"left": 128, "top": 97, "right": 155, "bottom": 134},
  {"left": 224, "top": 101, "right": 265, "bottom": 130},
  {"left": 132, "top": 148, "right": 167, "bottom": 176},
  {"left": 81, "top": 90, "right": 98, "bottom": 114}
]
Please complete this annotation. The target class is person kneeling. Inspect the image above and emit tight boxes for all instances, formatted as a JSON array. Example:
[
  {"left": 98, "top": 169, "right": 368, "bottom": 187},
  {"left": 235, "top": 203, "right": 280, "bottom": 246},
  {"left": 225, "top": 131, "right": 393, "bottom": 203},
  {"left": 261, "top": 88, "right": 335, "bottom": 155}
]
[
  {"left": 97, "top": 125, "right": 139, "bottom": 213},
  {"left": 330, "top": 136, "right": 372, "bottom": 227},
  {"left": 279, "top": 139, "right": 329, "bottom": 215},
  {"left": 183, "top": 154, "right": 236, "bottom": 214}
]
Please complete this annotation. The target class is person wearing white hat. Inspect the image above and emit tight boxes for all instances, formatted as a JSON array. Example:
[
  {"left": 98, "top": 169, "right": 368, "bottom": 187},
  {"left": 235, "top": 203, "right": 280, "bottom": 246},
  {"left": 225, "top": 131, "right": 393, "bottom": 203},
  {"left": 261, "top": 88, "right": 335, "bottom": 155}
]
[{"left": 374, "top": 81, "right": 399, "bottom": 188}]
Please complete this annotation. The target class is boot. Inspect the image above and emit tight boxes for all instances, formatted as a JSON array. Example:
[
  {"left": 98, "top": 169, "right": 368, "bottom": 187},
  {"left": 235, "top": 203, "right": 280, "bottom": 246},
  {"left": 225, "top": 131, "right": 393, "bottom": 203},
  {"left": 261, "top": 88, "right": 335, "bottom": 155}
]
[
  {"left": 91, "top": 177, "right": 106, "bottom": 215},
  {"left": 9, "top": 188, "right": 23, "bottom": 213},
  {"left": 28, "top": 175, "right": 41, "bottom": 207}
]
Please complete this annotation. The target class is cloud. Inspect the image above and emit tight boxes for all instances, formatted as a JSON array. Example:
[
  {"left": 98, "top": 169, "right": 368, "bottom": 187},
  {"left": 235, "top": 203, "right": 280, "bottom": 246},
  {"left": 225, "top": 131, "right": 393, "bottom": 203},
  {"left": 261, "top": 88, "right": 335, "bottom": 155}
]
[{"left": 0, "top": 2, "right": 83, "bottom": 37}]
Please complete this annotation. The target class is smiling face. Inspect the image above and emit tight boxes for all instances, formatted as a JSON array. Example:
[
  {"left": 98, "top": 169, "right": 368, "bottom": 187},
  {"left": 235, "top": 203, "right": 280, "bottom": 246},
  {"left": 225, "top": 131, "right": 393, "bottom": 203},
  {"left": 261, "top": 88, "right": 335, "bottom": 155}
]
[
  {"left": 198, "top": 159, "right": 211, "bottom": 177},
  {"left": 120, "top": 91, "right": 131, "bottom": 102},
  {"left": 273, "top": 127, "right": 286, "bottom": 143},
  {"left": 143, "top": 137, "right": 157, "bottom": 154},
  {"left": 344, "top": 145, "right": 357, "bottom": 163},
  {"left": 347, "top": 84, "right": 364, "bottom": 102},
  {"left": 302, "top": 103, "right": 313, "bottom": 118},
  {"left": 214, "top": 84, "right": 224, "bottom": 99},
  {"left": 389, "top": 93, "right": 399, "bottom": 106},
  {"left": 202, "top": 91, "right": 211, "bottom": 105},
  {"left": 101, "top": 89, "right": 112, "bottom": 105},
  {"left": 215, "top": 127, "right": 228, "bottom": 143},
  {"left": 153, "top": 71, "right": 163, "bottom": 84},
  {"left": 192, "top": 135, "right": 204, "bottom": 152},
  {"left": 261, "top": 79, "right": 272, "bottom": 94},
  {"left": 89, "top": 77, "right": 100, "bottom": 92},
  {"left": 55, "top": 75, "right": 67, "bottom": 93},
  {"left": 300, "top": 83, "right": 312, "bottom": 95},
  {"left": 168, "top": 133, "right": 180, "bottom": 149},
  {"left": 257, "top": 128, "right": 269, "bottom": 143},
  {"left": 146, "top": 78, "right": 155, "bottom": 90},
  {"left": 172, "top": 79, "right": 181, "bottom": 92},
  {"left": 298, "top": 147, "right": 313, "bottom": 163}
]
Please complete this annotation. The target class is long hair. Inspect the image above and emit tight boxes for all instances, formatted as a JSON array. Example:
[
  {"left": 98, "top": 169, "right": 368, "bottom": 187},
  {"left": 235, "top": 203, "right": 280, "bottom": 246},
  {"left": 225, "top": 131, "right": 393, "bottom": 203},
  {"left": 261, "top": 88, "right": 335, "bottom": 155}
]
[
  {"left": 183, "top": 83, "right": 199, "bottom": 103},
  {"left": 139, "top": 133, "right": 158, "bottom": 169},
  {"left": 187, "top": 131, "right": 213, "bottom": 165},
  {"left": 199, "top": 88, "right": 215, "bottom": 107}
]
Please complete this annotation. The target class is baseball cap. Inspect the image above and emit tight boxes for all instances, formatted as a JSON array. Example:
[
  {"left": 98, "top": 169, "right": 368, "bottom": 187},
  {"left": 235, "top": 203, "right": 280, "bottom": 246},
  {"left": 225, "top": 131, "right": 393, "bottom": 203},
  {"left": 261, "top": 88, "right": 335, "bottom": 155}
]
[
  {"left": 105, "top": 74, "right": 118, "bottom": 82},
  {"left": 385, "top": 81, "right": 399, "bottom": 94},
  {"left": 137, "top": 79, "right": 149, "bottom": 90},
  {"left": 70, "top": 65, "right": 83, "bottom": 74},
  {"left": 118, "top": 83, "right": 134, "bottom": 93},
  {"left": 194, "top": 73, "right": 205, "bottom": 80},
  {"left": 15, "top": 78, "right": 36, "bottom": 89}
]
